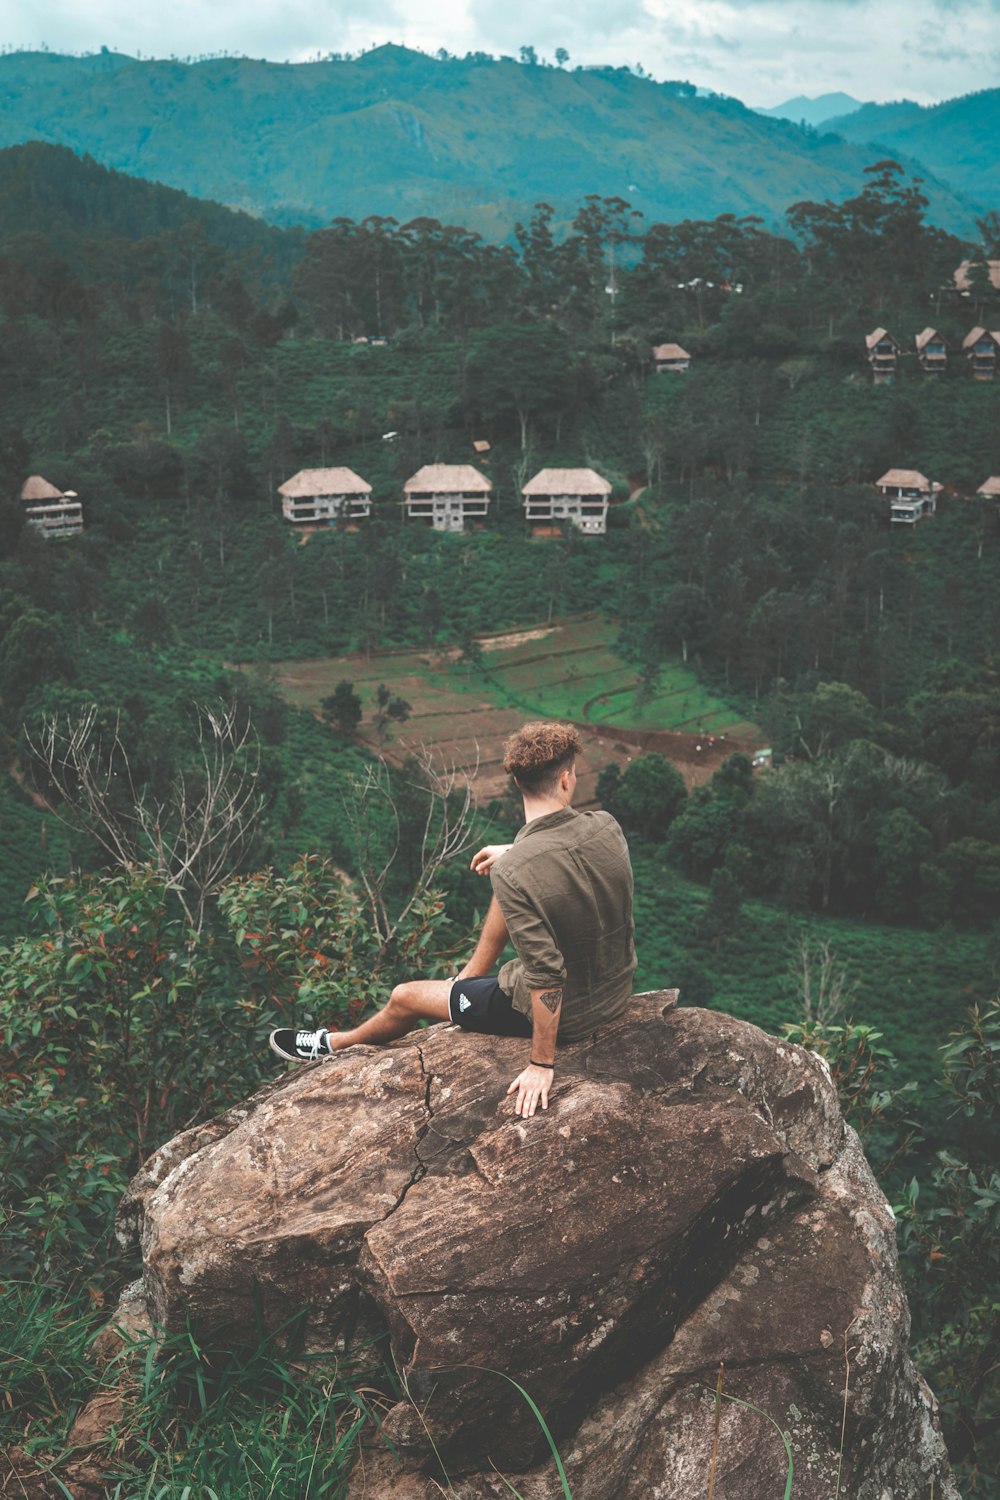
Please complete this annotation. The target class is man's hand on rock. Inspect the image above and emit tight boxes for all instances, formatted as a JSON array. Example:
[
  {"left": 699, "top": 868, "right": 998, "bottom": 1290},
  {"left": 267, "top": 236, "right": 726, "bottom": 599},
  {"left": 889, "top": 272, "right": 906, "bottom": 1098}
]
[
  {"left": 507, "top": 1062, "right": 553, "bottom": 1118},
  {"left": 469, "top": 844, "right": 512, "bottom": 876}
]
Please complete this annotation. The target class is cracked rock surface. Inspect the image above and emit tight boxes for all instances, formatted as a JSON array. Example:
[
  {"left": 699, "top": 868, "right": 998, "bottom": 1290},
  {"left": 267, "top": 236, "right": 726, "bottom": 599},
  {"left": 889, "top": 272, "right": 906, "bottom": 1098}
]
[{"left": 114, "top": 992, "right": 958, "bottom": 1499}]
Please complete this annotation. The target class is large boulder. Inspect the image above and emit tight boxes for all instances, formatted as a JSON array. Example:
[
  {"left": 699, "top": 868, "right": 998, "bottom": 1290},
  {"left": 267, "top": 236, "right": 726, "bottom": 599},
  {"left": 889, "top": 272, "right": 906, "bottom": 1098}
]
[{"left": 115, "top": 993, "right": 958, "bottom": 1498}]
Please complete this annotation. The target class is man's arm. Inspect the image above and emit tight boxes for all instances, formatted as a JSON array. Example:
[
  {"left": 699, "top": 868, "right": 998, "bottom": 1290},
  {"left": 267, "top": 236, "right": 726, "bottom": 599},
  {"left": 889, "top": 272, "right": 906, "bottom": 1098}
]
[
  {"left": 507, "top": 984, "right": 562, "bottom": 1118},
  {"left": 454, "top": 895, "right": 510, "bottom": 981}
]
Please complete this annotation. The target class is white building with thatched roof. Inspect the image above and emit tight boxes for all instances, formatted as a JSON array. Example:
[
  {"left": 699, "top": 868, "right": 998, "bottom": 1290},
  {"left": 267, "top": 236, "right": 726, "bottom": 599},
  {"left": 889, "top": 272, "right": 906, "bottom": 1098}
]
[
  {"left": 20, "top": 475, "right": 82, "bottom": 538},
  {"left": 278, "top": 468, "right": 372, "bottom": 526},
  {"left": 876, "top": 468, "right": 941, "bottom": 525},
  {"left": 402, "top": 465, "right": 492, "bottom": 533},
  {"left": 651, "top": 342, "right": 691, "bottom": 373},
  {"left": 915, "top": 328, "right": 947, "bottom": 375},
  {"left": 522, "top": 468, "right": 612, "bottom": 536},
  {"left": 865, "top": 328, "right": 900, "bottom": 383},
  {"left": 977, "top": 475, "right": 1000, "bottom": 500}
]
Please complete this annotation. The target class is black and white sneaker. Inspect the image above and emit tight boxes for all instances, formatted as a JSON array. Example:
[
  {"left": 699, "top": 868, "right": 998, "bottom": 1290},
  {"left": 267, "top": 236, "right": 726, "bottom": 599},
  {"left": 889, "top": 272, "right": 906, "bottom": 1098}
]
[{"left": 269, "top": 1028, "right": 333, "bottom": 1062}]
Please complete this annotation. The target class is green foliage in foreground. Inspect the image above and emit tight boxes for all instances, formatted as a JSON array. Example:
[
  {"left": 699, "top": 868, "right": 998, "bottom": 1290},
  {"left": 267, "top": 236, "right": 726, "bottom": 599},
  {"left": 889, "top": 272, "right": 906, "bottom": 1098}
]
[
  {"left": 894, "top": 998, "right": 1000, "bottom": 1496},
  {"left": 0, "top": 853, "right": 449, "bottom": 1281},
  {"left": 1, "top": 1286, "right": 383, "bottom": 1498}
]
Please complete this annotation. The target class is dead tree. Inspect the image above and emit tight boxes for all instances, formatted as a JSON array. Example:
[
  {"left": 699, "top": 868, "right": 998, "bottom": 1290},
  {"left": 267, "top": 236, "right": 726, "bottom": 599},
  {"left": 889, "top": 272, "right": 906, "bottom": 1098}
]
[
  {"left": 28, "top": 703, "right": 265, "bottom": 932},
  {"left": 790, "top": 935, "right": 860, "bottom": 1027},
  {"left": 341, "top": 746, "right": 479, "bottom": 967}
]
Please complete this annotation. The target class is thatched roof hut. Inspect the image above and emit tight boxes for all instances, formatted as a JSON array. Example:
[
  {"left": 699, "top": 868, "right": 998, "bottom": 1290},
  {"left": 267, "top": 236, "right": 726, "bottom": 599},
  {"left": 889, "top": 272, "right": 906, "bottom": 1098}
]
[
  {"left": 651, "top": 342, "right": 691, "bottom": 371},
  {"left": 278, "top": 468, "right": 371, "bottom": 498},
  {"left": 876, "top": 469, "right": 931, "bottom": 493},
  {"left": 522, "top": 468, "right": 612, "bottom": 497},
  {"left": 404, "top": 465, "right": 492, "bottom": 495},
  {"left": 20, "top": 475, "right": 69, "bottom": 502}
]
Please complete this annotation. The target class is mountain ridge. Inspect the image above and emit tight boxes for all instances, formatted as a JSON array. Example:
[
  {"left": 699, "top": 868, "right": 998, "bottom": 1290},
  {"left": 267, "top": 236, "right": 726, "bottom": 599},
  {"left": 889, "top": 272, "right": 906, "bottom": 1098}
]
[
  {"left": 0, "top": 46, "right": 985, "bottom": 239},
  {"left": 824, "top": 90, "right": 1000, "bottom": 209},
  {"left": 758, "top": 91, "right": 865, "bottom": 127}
]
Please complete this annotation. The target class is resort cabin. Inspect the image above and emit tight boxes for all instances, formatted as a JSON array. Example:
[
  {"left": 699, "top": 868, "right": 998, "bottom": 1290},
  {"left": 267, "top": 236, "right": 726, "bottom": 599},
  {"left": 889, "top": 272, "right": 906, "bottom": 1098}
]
[
  {"left": 403, "top": 465, "right": 492, "bottom": 533},
  {"left": 865, "top": 328, "right": 900, "bottom": 383},
  {"left": 876, "top": 468, "right": 941, "bottom": 525},
  {"left": 521, "top": 468, "right": 612, "bottom": 537},
  {"left": 915, "top": 328, "right": 948, "bottom": 374},
  {"left": 953, "top": 259, "right": 1000, "bottom": 296},
  {"left": 963, "top": 328, "right": 1000, "bottom": 380},
  {"left": 278, "top": 468, "right": 372, "bottom": 527},
  {"left": 20, "top": 475, "right": 82, "bottom": 538},
  {"left": 651, "top": 342, "right": 691, "bottom": 373}
]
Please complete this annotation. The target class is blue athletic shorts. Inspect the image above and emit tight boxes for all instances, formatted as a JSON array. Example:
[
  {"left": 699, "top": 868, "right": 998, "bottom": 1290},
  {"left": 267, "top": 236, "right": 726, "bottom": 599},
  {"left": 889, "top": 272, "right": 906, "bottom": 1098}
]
[{"left": 448, "top": 975, "right": 532, "bottom": 1037}]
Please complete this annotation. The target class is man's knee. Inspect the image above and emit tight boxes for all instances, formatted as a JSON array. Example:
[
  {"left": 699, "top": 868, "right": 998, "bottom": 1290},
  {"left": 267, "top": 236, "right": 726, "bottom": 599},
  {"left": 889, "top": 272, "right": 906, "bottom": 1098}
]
[{"left": 388, "top": 982, "right": 422, "bottom": 1017}]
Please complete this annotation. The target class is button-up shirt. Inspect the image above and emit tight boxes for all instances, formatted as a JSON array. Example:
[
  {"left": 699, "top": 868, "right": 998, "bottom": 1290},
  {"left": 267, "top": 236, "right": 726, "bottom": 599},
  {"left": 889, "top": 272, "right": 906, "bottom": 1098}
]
[{"left": 492, "top": 807, "right": 636, "bottom": 1043}]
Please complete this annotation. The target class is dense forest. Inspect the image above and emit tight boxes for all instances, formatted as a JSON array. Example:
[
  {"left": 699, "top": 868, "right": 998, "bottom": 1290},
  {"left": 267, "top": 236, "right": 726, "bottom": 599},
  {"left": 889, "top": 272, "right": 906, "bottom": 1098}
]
[{"left": 2, "top": 141, "right": 999, "bottom": 1495}]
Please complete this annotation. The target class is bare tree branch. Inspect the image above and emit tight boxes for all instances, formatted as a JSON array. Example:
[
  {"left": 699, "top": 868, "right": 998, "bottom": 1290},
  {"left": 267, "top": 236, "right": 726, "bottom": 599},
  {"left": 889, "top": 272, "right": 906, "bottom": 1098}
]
[
  {"left": 27, "top": 704, "right": 266, "bottom": 931},
  {"left": 790, "top": 935, "right": 860, "bottom": 1027},
  {"left": 340, "top": 746, "right": 480, "bottom": 965}
]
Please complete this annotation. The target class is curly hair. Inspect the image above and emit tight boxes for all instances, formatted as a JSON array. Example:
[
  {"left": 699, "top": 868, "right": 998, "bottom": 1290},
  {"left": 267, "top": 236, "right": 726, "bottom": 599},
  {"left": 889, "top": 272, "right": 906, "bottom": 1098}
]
[{"left": 503, "top": 721, "right": 582, "bottom": 793}]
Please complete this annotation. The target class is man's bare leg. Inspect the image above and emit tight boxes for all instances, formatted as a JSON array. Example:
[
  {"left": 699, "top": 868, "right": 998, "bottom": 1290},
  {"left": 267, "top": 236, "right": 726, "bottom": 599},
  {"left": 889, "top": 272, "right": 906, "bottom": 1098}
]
[
  {"left": 326, "top": 896, "right": 511, "bottom": 1051},
  {"left": 325, "top": 979, "right": 453, "bottom": 1051},
  {"left": 270, "top": 896, "right": 510, "bottom": 1062}
]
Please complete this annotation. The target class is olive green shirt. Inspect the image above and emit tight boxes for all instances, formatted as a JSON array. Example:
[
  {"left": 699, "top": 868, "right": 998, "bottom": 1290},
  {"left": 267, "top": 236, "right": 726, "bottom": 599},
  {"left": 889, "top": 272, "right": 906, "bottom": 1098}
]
[{"left": 492, "top": 807, "right": 636, "bottom": 1043}]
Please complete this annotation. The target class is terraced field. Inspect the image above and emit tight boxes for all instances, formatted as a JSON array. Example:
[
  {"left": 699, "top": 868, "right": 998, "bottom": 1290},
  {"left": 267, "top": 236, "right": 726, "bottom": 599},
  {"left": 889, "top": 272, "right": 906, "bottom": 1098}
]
[{"left": 262, "top": 613, "right": 763, "bottom": 805}]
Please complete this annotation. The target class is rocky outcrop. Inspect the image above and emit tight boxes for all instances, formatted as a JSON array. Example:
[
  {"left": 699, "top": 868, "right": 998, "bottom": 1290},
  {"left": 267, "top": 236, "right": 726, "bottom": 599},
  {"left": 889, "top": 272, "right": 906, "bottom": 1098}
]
[{"left": 114, "top": 992, "right": 958, "bottom": 1499}]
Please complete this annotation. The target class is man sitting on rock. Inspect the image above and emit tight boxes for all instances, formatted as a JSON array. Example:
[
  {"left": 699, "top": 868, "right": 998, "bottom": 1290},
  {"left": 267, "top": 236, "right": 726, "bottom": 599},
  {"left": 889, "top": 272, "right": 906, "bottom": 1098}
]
[{"left": 268, "top": 721, "right": 637, "bottom": 1118}]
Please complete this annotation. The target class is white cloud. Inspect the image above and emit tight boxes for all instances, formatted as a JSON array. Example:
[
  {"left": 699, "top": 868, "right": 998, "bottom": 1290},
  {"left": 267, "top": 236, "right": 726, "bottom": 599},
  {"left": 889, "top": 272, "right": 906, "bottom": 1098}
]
[
  {"left": 0, "top": 0, "right": 995, "bottom": 104},
  {"left": 467, "top": 0, "right": 648, "bottom": 51},
  {"left": 0, "top": 0, "right": 402, "bottom": 61}
]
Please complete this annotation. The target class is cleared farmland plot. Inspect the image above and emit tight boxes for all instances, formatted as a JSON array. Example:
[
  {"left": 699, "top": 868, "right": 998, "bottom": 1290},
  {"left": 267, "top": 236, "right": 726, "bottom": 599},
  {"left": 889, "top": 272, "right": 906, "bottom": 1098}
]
[{"left": 260, "top": 613, "right": 761, "bottom": 804}]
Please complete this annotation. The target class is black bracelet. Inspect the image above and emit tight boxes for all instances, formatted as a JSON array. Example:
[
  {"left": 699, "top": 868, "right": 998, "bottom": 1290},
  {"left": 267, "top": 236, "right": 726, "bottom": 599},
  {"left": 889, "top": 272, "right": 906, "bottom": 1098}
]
[{"left": 530, "top": 1059, "right": 555, "bottom": 1069}]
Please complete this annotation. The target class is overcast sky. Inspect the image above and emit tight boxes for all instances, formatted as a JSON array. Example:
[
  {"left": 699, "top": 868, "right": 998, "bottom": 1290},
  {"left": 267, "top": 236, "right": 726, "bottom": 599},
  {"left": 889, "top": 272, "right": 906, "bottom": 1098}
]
[{"left": 1, "top": 0, "right": 997, "bottom": 107}]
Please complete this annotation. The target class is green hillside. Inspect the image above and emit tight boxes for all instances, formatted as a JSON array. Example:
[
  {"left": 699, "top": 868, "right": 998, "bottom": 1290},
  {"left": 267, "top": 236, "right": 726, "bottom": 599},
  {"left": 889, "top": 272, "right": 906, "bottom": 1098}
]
[
  {"left": 0, "top": 141, "right": 301, "bottom": 272},
  {"left": 0, "top": 46, "right": 985, "bottom": 236},
  {"left": 826, "top": 89, "right": 1000, "bottom": 208}
]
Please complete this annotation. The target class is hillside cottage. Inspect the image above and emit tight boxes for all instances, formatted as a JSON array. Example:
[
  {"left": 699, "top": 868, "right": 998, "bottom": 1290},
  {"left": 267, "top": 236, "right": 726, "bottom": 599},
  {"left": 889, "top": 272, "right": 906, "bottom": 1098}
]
[
  {"left": 876, "top": 468, "right": 941, "bottom": 525},
  {"left": 20, "top": 475, "right": 82, "bottom": 538},
  {"left": 865, "top": 328, "right": 900, "bottom": 384},
  {"left": 915, "top": 328, "right": 948, "bottom": 375},
  {"left": 651, "top": 343, "right": 691, "bottom": 373},
  {"left": 522, "top": 468, "right": 612, "bottom": 537},
  {"left": 403, "top": 465, "right": 492, "bottom": 533},
  {"left": 962, "top": 328, "right": 1000, "bottom": 380},
  {"left": 278, "top": 468, "right": 372, "bottom": 527}
]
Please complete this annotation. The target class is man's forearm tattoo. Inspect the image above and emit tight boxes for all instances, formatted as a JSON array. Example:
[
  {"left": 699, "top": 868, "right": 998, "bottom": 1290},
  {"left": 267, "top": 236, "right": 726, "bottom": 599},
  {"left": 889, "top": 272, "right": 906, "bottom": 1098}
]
[{"left": 539, "top": 987, "right": 563, "bottom": 1014}]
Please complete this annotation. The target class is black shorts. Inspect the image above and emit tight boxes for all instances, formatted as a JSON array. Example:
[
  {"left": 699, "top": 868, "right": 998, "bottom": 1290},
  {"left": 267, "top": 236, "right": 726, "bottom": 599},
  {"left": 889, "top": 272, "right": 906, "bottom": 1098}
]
[{"left": 448, "top": 976, "right": 532, "bottom": 1037}]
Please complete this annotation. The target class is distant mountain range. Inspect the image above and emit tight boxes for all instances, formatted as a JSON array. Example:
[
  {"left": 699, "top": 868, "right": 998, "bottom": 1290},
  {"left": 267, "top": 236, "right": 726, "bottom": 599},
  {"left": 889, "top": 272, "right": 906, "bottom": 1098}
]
[
  {"left": 0, "top": 48, "right": 991, "bottom": 240},
  {"left": 823, "top": 92, "right": 999, "bottom": 212},
  {"left": 758, "top": 93, "right": 864, "bottom": 128}
]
